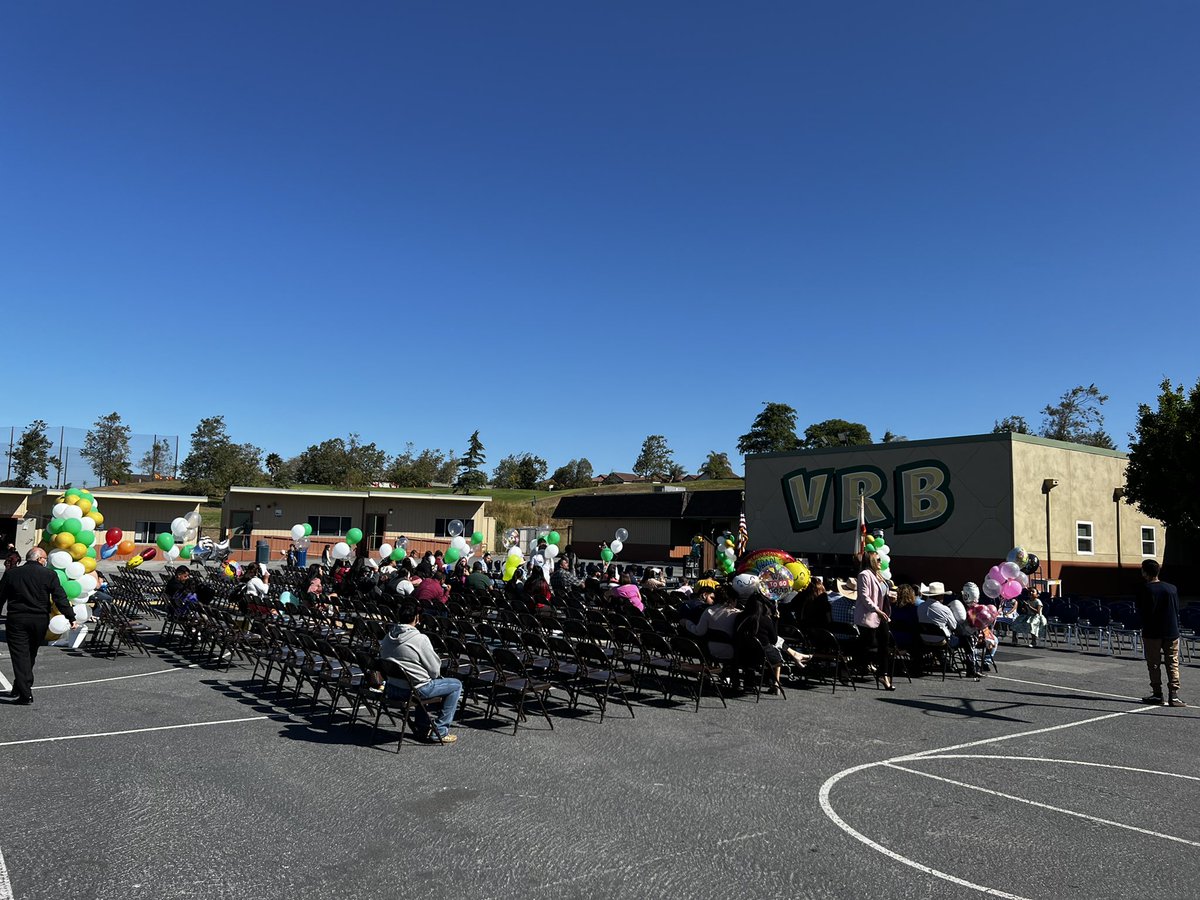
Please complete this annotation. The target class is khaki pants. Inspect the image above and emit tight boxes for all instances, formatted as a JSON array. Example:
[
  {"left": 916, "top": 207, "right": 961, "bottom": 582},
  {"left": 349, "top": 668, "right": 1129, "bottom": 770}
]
[{"left": 1144, "top": 638, "right": 1181, "bottom": 696}]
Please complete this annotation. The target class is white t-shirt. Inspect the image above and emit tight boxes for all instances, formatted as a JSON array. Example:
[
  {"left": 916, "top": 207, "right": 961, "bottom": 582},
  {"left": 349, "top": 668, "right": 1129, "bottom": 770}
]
[{"left": 245, "top": 577, "right": 269, "bottom": 599}]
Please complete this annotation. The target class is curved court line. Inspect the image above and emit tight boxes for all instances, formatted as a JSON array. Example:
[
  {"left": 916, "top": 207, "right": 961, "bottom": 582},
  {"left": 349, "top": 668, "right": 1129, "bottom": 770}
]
[
  {"left": 886, "top": 762, "right": 1200, "bottom": 849},
  {"left": 35, "top": 664, "right": 198, "bottom": 690},
  {"left": 819, "top": 703, "right": 1161, "bottom": 898}
]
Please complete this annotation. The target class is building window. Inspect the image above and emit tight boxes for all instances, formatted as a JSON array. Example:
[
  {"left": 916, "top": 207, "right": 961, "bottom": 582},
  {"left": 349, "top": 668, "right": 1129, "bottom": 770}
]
[
  {"left": 1076, "top": 521, "right": 1094, "bottom": 555},
  {"left": 307, "top": 515, "right": 352, "bottom": 537},
  {"left": 434, "top": 518, "right": 475, "bottom": 538},
  {"left": 1141, "top": 526, "right": 1156, "bottom": 557},
  {"left": 135, "top": 521, "right": 173, "bottom": 543}
]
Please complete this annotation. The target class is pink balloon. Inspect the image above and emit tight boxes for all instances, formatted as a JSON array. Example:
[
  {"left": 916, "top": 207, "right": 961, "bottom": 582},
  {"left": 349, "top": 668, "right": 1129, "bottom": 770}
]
[
  {"left": 975, "top": 605, "right": 998, "bottom": 628},
  {"left": 1000, "top": 561, "right": 1022, "bottom": 581},
  {"left": 1001, "top": 579, "right": 1023, "bottom": 600},
  {"left": 987, "top": 565, "right": 1003, "bottom": 584}
]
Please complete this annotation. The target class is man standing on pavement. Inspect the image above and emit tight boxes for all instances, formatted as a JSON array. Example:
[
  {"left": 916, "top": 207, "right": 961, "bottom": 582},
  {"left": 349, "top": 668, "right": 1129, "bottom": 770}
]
[
  {"left": 1137, "top": 559, "right": 1185, "bottom": 707},
  {"left": 0, "top": 548, "right": 75, "bottom": 705}
]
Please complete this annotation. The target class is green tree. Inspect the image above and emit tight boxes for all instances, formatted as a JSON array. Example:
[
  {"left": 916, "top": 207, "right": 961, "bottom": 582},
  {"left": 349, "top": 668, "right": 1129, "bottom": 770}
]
[
  {"left": 1124, "top": 378, "right": 1200, "bottom": 564},
  {"left": 549, "top": 458, "right": 594, "bottom": 489},
  {"left": 737, "top": 403, "right": 800, "bottom": 456},
  {"left": 633, "top": 434, "right": 675, "bottom": 480},
  {"left": 455, "top": 431, "right": 487, "bottom": 494},
  {"left": 993, "top": 415, "right": 1031, "bottom": 435},
  {"left": 493, "top": 453, "right": 548, "bottom": 489},
  {"left": 10, "top": 420, "right": 53, "bottom": 485},
  {"left": 80, "top": 412, "right": 132, "bottom": 485},
  {"left": 292, "top": 435, "right": 387, "bottom": 488},
  {"left": 264, "top": 453, "right": 284, "bottom": 478},
  {"left": 180, "top": 415, "right": 264, "bottom": 497},
  {"left": 1040, "top": 384, "right": 1115, "bottom": 448},
  {"left": 698, "top": 451, "right": 735, "bottom": 480},
  {"left": 664, "top": 461, "right": 687, "bottom": 483},
  {"left": 138, "top": 438, "right": 173, "bottom": 478},
  {"left": 386, "top": 444, "right": 447, "bottom": 488},
  {"left": 801, "top": 419, "right": 872, "bottom": 449},
  {"left": 882, "top": 430, "right": 907, "bottom": 443},
  {"left": 437, "top": 450, "right": 458, "bottom": 485}
]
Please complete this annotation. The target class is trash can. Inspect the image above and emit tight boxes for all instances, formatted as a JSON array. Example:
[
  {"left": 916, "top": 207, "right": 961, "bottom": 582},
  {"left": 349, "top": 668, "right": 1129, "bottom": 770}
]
[
  {"left": 295, "top": 549, "right": 308, "bottom": 568},
  {"left": 255, "top": 539, "right": 270, "bottom": 566}
]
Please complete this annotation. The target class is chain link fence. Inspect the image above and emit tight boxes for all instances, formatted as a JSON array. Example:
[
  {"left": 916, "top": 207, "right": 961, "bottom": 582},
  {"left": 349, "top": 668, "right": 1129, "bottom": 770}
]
[{"left": 0, "top": 424, "right": 180, "bottom": 489}]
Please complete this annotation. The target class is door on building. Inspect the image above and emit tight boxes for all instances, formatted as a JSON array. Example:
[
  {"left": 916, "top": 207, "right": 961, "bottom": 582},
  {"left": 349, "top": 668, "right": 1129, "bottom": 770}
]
[
  {"left": 366, "top": 513, "right": 388, "bottom": 551},
  {"left": 229, "top": 510, "right": 254, "bottom": 550}
]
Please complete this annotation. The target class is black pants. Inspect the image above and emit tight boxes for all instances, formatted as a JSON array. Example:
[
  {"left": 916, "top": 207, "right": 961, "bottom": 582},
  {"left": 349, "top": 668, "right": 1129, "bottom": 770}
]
[
  {"left": 859, "top": 622, "right": 892, "bottom": 677},
  {"left": 6, "top": 615, "right": 48, "bottom": 700}
]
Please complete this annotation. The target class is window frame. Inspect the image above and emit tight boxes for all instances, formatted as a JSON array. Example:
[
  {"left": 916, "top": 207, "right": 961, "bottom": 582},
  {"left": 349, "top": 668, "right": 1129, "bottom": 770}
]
[
  {"left": 307, "top": 515, "right": 352, "bottom": 537},
  {"left": 1075, "top": 520, "right": 1094, "bottom": 555},
  {"left": 1140, "top": 525, "right": 1157, "bottom": 558},
  {"left": 135, "top": 520, "right": 174, "bottom": 544},
  {"left": 434, "top": 518, "right": 475, "bottom": 538}
]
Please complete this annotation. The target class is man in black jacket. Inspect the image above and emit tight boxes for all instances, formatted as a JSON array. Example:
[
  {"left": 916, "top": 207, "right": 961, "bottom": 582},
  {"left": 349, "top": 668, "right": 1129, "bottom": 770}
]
[
  {"left": 0, "top": 548, "right": 74, "bottom": 704},
  {"left": 1136, "top": 559, "right": 1184, "bottom": 707}
]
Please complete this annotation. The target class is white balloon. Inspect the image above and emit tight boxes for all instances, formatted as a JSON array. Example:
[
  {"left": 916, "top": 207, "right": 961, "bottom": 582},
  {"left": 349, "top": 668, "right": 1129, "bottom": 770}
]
[
  {"left": 508, "top": 546, "right": 523, "bottom": 559},
  {"left": 447, "top": 519, "right": 464, "bottom": 537},
  {"left": 77, "top": 574, "right": 97, "bottom": 594},
  {"left": 451, "top": 536, "right": 469, "bottom": 552},
  {"left": 878, "top": 544, "right": 891, "bottom": 556},
  {"left": 378, "top": 543, "right": 393, "bottom": 560},
  {"left": 615, "top": 528, "right": 630, "bottom": 542},
  {"left": 79, "top": 517, "right": 96, "bottom": 532},
  {"left": 166, "top": 546, "right": 180, "bottom": 560},
  {"left": 65, "top": 561, "right": 85, "bottom": 580},
  {"left": 609, "top": 539, "right": 623, "bottom": 555},
  {"left": 48, "top": 615, "right": 70, "bottom": 635},
  {"left": 332, "top": 541, "right": 351, "bottom": 559},
  {"left": 171, "top": 517, "right": 189, "bottom": 535},
  {"left": 53, "top": 503, "right": 70, "bottom": 518},
  {"left": 49, "top": 550, "right": 72, "bottom": 569},
  {"left": 63, "top": 506, "right": 83, "bottom": 520},
  {"left": 185, "top": 510, "right": 202, "bottom": 528},
  {"left": 545, "top": 544, "right": 559, "bottom": 559},
  {"left": 724, "top": 547, "right": 736, "bottom": 560},
  {"left": 290, "top": 524, "right": 306, "bottom": 541},
  {"left": 72, "top": 603, "right": 90, "bottom": 624}
]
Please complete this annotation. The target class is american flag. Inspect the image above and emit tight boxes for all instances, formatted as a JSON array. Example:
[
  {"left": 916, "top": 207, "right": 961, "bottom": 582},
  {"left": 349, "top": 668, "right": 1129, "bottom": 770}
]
[
  {"left": 854, "top": 489, "right": 868, "bottom": 559},
  {"left": 736, "top": 511, "right": 749, "bottom": 557}
]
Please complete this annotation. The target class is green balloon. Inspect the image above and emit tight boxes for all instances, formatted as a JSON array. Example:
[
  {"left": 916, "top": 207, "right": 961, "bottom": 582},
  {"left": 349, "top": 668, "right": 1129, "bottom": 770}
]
[
  {"left": 180, "top": 544, "right": 194, "bottom": 559},
  {"left": 78, "top": 530, "right": 95, "bottom": 546},
  {"left": 63, "top": 519, "right": 82, "bottom": 536},
  {"left": 346, "top": 528, "right": 363, "bottom": 546},
  {"left": 48, "top": 518, "right": 65, "bottom": 534},
  {"left": 444, "top": 547, "right": 460, "bottom": 564},
  {"left": 471, "top": 531, "right": 484, "bottom": 546},
  {"left": 156, "top": 532, "right": 174, "bottom": 552},
  {"left": 42, "top": 528, "right": 54, "bottom": 543},
  {"left": 600, "top": 548, "right": 614, "bottom": 562},
  {"left": 55, "top": 569, "right": 68, "bottom": 587},
  {"left": 303, "top": 523, "right": 313, "bottom": 536},
  {"left": 85, "top": 546, "right": 97, "bottom": 559},
  {"left": 548, "top": 531, "right": 560, "bottom": 545},
  {"left": 65, "top": 581, "right": 82, "bottom": 600},
  {"left": 65, "top": 489, "right": 81, "bottom": 499},
  {"left": 391, "top": 547, "right": 405, "bottom": 561}
]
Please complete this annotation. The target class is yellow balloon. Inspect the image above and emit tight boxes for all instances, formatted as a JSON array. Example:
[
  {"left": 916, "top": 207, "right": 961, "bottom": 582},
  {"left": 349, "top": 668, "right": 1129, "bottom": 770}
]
[
  {"left": 127, "top": 555, "right": 144, "bottom": 568},
  {"left": 66, "top": 496, "right": 81, "bottom": 506},
  {"left": 87, "top": 510, "right": 104, "bottom": 526},
  {"left": 68, "top": 543, "right": 88, "bottom": 561},
  {"left": 54, "top": 532, "right": 75, "bottom": 549},
  {"left": 76, "top": 498, "right": 92, "bottom": 514},
  {"left": 56, "top": 495, "right": 66, "bottom": 504},
  {"left": 82, "top": 557, "right": 97, "bottom": 574},
  {"left": 786, "top": 561, "right": 811, "bottom": 591}
]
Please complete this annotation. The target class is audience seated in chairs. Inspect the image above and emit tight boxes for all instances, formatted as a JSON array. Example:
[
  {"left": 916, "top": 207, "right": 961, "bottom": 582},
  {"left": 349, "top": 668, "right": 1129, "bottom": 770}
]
[
  {"left": 379, "top": 598, "right": 463, "bottom": 743},
  {"left": 918, "top": 582, "right": 979, "bottom": 679},
  {"left": 683, "top": 584, "right": 740, "bottom": 679},
  {"left": 735, "top": 592, "right": 812, "bottom": 694}
]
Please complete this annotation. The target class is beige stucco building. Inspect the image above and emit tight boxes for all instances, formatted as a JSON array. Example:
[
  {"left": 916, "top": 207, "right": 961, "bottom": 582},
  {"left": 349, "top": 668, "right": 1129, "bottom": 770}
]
[
  {"left": 30, "top": 489, "right": 208, "bottom": 544},
  {"left": 745, "top": 433, "right": 1165, "bottom": 595},
  {"left": 221, "top": 486, "right": 495, "bottom": 560},
  {"left": 0, "top": 487, "right": 38, "bottom": 555}
]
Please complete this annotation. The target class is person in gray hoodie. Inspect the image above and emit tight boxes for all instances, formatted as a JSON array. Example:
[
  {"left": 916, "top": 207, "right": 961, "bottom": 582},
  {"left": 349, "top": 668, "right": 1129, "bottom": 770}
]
[{"left": 379, "top": 599, "right": 463, "bottom": 742}]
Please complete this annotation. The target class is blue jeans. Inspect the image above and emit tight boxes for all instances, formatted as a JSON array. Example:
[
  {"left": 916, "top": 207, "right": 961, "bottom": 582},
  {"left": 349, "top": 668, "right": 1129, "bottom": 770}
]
[{"left": 388, "top": 677, "right": 462, "bottom": 738}]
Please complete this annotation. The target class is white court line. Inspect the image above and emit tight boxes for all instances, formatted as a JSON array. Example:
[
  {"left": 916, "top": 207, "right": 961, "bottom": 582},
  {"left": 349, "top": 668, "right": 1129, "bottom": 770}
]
[
  {"left": 921, "top": 754, "right": 1200, "bottom": 782},
  {"left": 0, "top": 845, "right": 11, "bottom": 900},
  {"left": 818, "top": 701, "right": 1163, "bottom": 899},
  {"left": 985, "top": 674, "right": 1141, "bottom": 703},
  {"left": 36, "top": 664, "right": 197, "bottom": 690},
  {"left": 0, "top": 714, "right": 270, "bottom": 749},
  {"left": 886, "top": 762, "right": 1200, "bottom": 848},
  {"left": 0, "top": 670, "right": 9, "bottom": 693}
]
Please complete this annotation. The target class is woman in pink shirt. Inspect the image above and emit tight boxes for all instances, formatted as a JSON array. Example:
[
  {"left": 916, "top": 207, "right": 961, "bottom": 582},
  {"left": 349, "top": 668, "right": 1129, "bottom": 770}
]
[
  {"left": 855, "top": 551, "right": 895, "bottom": 691},
  {"left": 610, "top": 572, "right": 644, "bottom": 613}
]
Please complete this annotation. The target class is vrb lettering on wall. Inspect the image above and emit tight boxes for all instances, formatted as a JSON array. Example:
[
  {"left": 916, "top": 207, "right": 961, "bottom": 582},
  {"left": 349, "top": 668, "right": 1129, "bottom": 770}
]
[{"left": 781, "top": 459, "right": 953, "bottom": 534}]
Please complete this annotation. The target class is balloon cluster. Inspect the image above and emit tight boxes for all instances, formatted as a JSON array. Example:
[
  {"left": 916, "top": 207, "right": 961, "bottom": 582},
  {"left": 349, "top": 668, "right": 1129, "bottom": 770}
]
[
  {"left": 736, "top": 549, "right": 810, "bottom": 598},
  {"left": 444, "top": 519, "right": 485, "bottom": 565},
  {"left": 379, "top": 535, "right": 410, "bottom": 563},
  {"left": 865, "top": 533, "right": 892, "bottom": 579},
  {"left": 329, "top": 526, "right": 364, "bottom": 562},
  {"left": 289, "top": 522, "right": 314, "bottom": 553},
  {"left": 503, "top": 540, "right": 525, "bottom": 581},
  {"left": 600, "top": 528, "right": 626, "bottom": 563},
  {"left": 716, "top": 530, "right": 737, "bottom": 574},
  {"left": 966, "top": 603, "right": 998, "bottom": 630},
  {"left": 982, "top": 546, "right": 1038, "bottom": 601},
  {"left": 1006, "top": 545, "right": 1040, "bottom": 576},
  {"left": 40, "top": 489, "right": 104, "bottom": 610}
]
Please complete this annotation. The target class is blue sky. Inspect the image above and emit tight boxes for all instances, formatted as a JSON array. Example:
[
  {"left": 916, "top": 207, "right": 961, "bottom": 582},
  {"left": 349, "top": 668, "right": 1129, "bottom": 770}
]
[{"left": 2, "top": 1, "right": 1197, "bottom": 475}]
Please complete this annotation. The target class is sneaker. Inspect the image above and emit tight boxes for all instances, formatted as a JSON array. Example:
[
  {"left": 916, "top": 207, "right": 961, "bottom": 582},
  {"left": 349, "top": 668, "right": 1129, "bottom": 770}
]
[
  {"left": 1169, "top": 696, "right": 1187, "bottom": 708},
  {"left": 435, "top": 733, "right": 458, "bottom": 744},
  {"left": 1142, "top": 694, "right": 1166, "bottom": 705}
]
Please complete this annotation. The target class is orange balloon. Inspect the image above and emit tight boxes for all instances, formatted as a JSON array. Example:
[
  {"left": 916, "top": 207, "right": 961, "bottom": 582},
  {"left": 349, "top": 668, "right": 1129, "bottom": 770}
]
[
  {"left": 82, "top": 557, "right": 97, "bottom": 574},
  {"left": 117, "top": 539, "right": 135, "bottom": 555},
  {"left": 87, "top": 511, "right": 104, "bottom": 526},
  {"left": 69, "top": 543, "right": 88, "bottom": 561},
  {"left": 54, "top": 532, "right": 75, "bottom": 549}
]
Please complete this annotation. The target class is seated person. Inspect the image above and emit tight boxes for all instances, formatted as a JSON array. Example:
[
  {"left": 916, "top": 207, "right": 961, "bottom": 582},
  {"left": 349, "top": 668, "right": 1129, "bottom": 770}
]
[
  {"left": 889, "top": 584, "right": 921, "bottom": 646},
  {"left": 549, "top": 556, "right": 581, "bottom": 598},
  {"left": 679, "top": 583, "right": 716, "bottom": 624},
  {"left": 413, "top": 567, "right": 449, "bottom": 605},
  {"left": 684, "top": 585, "right": 741, "bottom": 664},
  {"left": 1010, "top": 588, "right": 1047, "bottom": 648},
  {"left": 795, "top": 579, "right": 834, "bottom": 631},
  {"left": 379, "top": 599, "right": 462, "bottom": 743},
  {"left": 830, "top": 580, "right": 857, "bottom": 625},
  {"left": 641, "top": 568, "right": 666, "bottom": 591},
  {"left": 466, "top": 561, "right": 494, "bottom": 594},
  {"left": 918, "top": 583, "right": 979, "bottom": 677},
  {"left": 523, "top": 566, "right": 554, "bottom": 613},
  {"left": 610, "top": 572, "right": 644, "bottom": 612},
  {"left": 163, "top": 565, "right": 197, "bottom": 606}
]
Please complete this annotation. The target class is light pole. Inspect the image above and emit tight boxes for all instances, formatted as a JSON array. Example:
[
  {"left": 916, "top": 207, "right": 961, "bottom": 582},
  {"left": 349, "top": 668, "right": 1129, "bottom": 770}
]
[
  {"left": 1042, "top": 479, "right": 1058, "bottom": 587},
  {"left": 1113, "top": 487, "right": 1125, "bottom": 570}
]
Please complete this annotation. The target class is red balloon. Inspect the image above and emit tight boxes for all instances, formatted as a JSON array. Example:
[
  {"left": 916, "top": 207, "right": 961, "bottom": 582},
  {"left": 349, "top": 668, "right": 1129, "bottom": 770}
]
[
  {"left": 105, "top": 528, "right": 123, "bottom": 546},
  {"left": 141, "top": 547, "right": 157, "bottom": 560}
]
